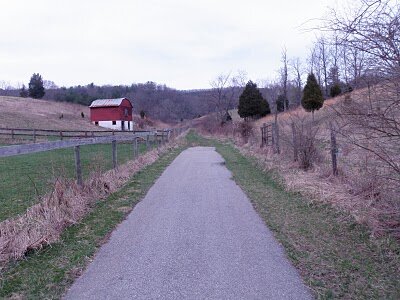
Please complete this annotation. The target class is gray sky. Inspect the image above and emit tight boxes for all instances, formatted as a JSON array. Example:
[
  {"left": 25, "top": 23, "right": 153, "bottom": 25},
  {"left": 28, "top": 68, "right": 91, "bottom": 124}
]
[{"left": 0, "top": 0, "right": 335, "bottom": 90}]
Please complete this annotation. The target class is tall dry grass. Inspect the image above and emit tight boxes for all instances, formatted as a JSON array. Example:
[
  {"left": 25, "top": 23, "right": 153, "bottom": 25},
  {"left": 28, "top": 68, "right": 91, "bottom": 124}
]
[
  {"left": 197, "top": 89, "right": 400, "bottom": 239},
  {"left": 0, "top": 137, "right": 185, "bottom": 268}
]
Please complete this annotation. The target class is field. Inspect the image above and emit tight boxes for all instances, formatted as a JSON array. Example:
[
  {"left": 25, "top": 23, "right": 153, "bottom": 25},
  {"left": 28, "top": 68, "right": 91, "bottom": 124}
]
[
  {"left": 0, "top": 96, "right": 96, "bottom": 130},
  {"left": 0, "top": 144, "right": 185, "bottom": 299},
  {"left": 0, "top": 142, "right": 151, "bottom": 222}
]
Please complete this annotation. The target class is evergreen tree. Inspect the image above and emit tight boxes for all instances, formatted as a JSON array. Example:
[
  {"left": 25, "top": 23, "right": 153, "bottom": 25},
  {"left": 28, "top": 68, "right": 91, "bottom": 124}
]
[
  {"left": 276, "top": 94, "right": 286, "bottom": 112},
  {"left": 238, "top": 81, "right": 270, "bottom": 120},
  {"left": 330, "top": 83, "right": 341, "bottom": 98},
  {"left": 28, "top": 73, "right": 45, "bottom": 99},
  {"left": 301, "top": 73, "right": 323, "bottom": 119},
  {"left": 19, "top": 84, "right": 28, "bottom": 97}
]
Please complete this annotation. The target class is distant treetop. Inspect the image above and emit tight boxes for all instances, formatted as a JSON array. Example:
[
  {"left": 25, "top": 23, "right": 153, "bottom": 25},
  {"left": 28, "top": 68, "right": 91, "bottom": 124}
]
[{"left": 28, "top": 73, "right": 45, "bottom": 99}]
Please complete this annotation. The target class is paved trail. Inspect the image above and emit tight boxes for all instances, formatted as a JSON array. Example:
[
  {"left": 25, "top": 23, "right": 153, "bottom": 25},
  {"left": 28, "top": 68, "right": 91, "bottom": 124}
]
[{"left": 65, "top": 147, "right": 311, "bottom": 300}]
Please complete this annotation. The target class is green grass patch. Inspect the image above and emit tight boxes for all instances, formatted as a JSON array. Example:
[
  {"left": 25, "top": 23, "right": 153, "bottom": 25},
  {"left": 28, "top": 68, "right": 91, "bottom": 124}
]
[
  {"left": 0, "top": 141, "right": 152, "bottom": 222},
  {"left": 0, "top": 144, "right": 184, "bottom": 299},
  {"left": 187, "top": 131, "right": 399, "bottom": 299}
]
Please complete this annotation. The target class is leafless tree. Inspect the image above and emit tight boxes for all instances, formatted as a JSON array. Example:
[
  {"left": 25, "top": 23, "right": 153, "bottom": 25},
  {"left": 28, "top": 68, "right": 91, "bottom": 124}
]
[
  {"left": 210, "top": 71, "right": 247, "bottom": 123},
  {"left": 326, "top": 0, "right": 400, "bottom": 182},
  {"left": 43, "top": 80, "right": 58, "bottom": 89},
  {"left": 280, "top": 47, "right": 289, "bottom": 110},
  {"left": 317, "top": 36, "right": 330, "bottom": 97},
  {"left": 308, "top": 41, "right": 324, "bottom": 88},
  {"left": 327, "top": 0, "right": 400, "bottom": 75},
  {"left": 328, "top": 34, "right": 341, "bottom": 86},
  {"left": 290, "top": 57, "right": 303, "bottom": 106}
]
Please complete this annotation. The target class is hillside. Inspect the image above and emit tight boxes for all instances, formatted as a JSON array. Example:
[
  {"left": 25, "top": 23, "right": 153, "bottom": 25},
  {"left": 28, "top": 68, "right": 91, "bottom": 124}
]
[
  {"left": 0, "top": 96, "right": 96, "bottom": 130},
  {"left": 0, "top": 96, "right": 171, "bottom": 130}
]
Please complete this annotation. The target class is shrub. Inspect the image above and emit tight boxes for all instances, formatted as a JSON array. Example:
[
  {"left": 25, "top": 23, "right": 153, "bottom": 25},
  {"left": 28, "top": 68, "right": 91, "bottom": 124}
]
[{"left": 330, "top": 84, "right": 342, "bottom": 97}]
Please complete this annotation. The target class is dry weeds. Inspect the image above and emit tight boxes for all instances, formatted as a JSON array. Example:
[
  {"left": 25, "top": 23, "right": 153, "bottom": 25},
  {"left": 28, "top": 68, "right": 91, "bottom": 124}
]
[
  {"left": 196, "top": 89, "right": 399, "bottom": 239},
  {"left": 0, "top": 138, "right": 184, "bottom": 268},
  {"left": 0, "top": 96, "right": 95, "bottom": 130}
]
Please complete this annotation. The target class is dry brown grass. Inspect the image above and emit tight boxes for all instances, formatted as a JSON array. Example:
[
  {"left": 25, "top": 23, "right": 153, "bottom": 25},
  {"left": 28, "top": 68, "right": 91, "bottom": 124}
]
[
  {"left": 195, "top": 87, "right": 400, "bottom": 239},
  {"left": 0, "top": 138, "right": 184, "bottom": 268},
  {"left": 0, "top": 96, "right": 97, "bottom": 130}
]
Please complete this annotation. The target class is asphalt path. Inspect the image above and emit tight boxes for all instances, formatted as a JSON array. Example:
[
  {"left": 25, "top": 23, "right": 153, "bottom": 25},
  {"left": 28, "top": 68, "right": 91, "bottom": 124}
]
[{"left": 65, "top": 147, "right": 312, "bottom": 300}]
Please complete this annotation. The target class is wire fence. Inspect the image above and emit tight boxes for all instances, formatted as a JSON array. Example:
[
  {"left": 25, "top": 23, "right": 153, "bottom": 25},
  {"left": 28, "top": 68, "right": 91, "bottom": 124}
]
[{"left": 0, "top": 128, "right": 186, "bottom": 223}]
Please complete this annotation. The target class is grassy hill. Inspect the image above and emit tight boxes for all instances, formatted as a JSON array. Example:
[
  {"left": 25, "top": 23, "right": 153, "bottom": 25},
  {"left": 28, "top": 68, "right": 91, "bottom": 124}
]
[{"left": 0, "top": 96, "right": 97, "bottom": 130}]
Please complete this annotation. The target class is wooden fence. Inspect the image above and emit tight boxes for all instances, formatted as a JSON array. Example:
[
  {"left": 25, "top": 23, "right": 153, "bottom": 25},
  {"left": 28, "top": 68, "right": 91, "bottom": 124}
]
[
  {"left": 260, "top": 123, "right": 273, "bottom": 147},
  {"left": 0, "top": 127, "right": 186, "bottom": 185},
  {"left": 260, "top": 121, "right": 339, "bottom": 176},
  {"left": 0, "top": 127, "right": 166, "bottom": 142}
]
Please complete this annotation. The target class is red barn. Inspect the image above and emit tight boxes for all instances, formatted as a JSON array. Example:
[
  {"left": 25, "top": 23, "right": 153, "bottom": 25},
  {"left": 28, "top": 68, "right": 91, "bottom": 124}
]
[{"left": 89, "top": 98, "right": 134, "bottom": 131}]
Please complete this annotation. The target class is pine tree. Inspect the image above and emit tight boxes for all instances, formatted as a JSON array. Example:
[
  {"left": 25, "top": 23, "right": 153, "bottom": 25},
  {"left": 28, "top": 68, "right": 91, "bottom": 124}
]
[
  {"left": 301, "top": 73, "right": 323, "bottom": 120},
  {"left": 238, "top": 80, "right": 270, "bottom": 120},
  {"left": 19, "top": 84, "right": 28, "bottom": 97},
  {"left": 28, "top": 73, "right": 45, "bottom": 99}
]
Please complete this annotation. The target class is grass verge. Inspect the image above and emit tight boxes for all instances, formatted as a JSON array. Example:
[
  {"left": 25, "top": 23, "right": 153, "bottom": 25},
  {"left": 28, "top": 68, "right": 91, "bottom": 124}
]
[
  {"left": 0, "top": 142, "right": 151, "bottom": 222},
  {"left": 0, "top": 144, "right": 185, "bottom": 299},
  {"left": 186, "top": 131, "right": 399, "bottom": 299}
]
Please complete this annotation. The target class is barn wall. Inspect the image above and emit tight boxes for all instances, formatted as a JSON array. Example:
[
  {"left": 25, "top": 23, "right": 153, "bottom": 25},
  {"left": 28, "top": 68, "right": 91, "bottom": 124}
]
[
  {"left": 90, "top": 107, "right": 120, "bottom": 122},
  {"left": 90, "top": 99, "right": 133, "bottom": 122},
  {"left": 117, "top": 100, "right": 133, "bottom": 121},
  {"left": 93, "top": 120, "right": 135, "bottom": 131}
]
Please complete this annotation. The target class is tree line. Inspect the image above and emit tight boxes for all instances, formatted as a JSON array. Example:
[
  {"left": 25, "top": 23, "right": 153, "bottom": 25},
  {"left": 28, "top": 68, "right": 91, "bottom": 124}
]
[{"left": 0, "top": 0, "right": 396, "bottom": 124}]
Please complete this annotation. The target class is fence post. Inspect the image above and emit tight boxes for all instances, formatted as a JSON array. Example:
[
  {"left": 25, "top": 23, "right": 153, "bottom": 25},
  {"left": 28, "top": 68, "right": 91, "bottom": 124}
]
[
  {"left": 112, "top": 140, "right": 117, "bottom": 169},
  {"left": 272, "top": 123, "right": 280, "bottom": 154},
  {"left": 330, "top": 123, "right": 338, "bottom": 176},
  {"left": 33, "top": 129, "right": 37, "bottom": 143},
  {"left": 260, "top": 124, "right": 265, "bottom": 148},
  {"left": 133, "top": 137, "right": 138, "bottom": 159},
  {"left": 146, "top": 134, "right": 150, "bottom": 150},
  {"left": 276, "top": 123, "right": 280, "bottom": 154},
  {"left": 11, "top": 129, "right": 14, "bottom": 140},
  {"left": 291, "top": 123, "right": 298, "bottom": 162},
  {"left": 60, "top": 131, "right": 63, "bottom": 141},
  {"left": 74, "top": 145, "right": 83, "bottom": 186}
]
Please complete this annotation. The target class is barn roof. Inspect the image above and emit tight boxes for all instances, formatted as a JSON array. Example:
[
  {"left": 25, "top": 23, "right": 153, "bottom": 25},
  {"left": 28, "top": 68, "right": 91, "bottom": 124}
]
[{"left": 89, "top": 98, "right": 132, "bottom": 108}]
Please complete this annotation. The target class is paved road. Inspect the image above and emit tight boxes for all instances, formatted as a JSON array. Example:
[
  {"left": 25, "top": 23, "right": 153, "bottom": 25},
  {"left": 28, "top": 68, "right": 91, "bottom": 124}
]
[{"left": 65, "top": 147, "right": 312, "bottom": 300}]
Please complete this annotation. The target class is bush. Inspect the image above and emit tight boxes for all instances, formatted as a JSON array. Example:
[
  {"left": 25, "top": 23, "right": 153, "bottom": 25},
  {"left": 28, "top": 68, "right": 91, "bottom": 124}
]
[
  {"left": 238, "top": 81, "right": 270, "bottom": 119},
  {"left": 330, "top": 84, "right": 342, "bottom": 97}
]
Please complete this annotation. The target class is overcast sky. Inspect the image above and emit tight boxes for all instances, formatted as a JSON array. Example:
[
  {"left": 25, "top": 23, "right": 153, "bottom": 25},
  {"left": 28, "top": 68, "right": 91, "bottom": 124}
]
[{"left": 0, "top": 0, "right": 337, "bottom": 90}]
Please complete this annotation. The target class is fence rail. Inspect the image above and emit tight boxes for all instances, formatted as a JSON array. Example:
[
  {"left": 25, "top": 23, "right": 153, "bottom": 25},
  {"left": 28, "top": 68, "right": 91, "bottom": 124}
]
[
  {"left": 0, "top": 127, "right": 166, "bottom": 141},
  {"left": 0, "top": 127, "right": 186, "bottom": 187}
]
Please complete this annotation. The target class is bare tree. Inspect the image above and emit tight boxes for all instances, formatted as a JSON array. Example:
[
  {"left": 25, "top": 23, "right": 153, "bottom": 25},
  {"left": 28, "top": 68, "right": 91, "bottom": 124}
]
[
  {"left": 316, "top": 36, "right": 330, "bottom": 97},
  {"left": 308, "top": 41, "right": 323, "bottom": 87},
  {"left": 280, "top": 47, "right": 289, "bottom": 110},
  {"left": 210, "top": 71, "right": 246, "bottom": 123},
  {"left": 328, "top": 34, "right": 341, "bottom": 87},
  {"left": 290, "top": 57, "right": 303, "bottom": 106},
  {"left": 326, "top": 0, "right": 400, "bottom": 182}
]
